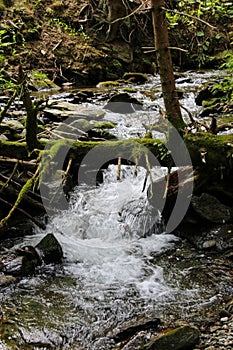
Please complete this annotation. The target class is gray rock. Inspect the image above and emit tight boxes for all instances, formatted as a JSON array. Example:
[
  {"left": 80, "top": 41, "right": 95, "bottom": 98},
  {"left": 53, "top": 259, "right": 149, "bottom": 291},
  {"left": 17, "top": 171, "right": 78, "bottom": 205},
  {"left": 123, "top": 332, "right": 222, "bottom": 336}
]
[
  {"left": 109, "top": 317, "right": 161, "bottom": 343},
  {"left": 0, "top": 120, "right": 24, "bottom": 132},
  {"left": 191, "top": 193, "right": 231, "bottom": 224},
  {"left": 35, "top": 233, "right": 63, "bottom": 264},
  {"left": 0, "top": 274, "right": 17, "bottom": 287},
  {"left": 203, "top": 240, "right": 216, "bottom": 249},
  {"left": 143, "top": 325, "right": 200, "bottom": 350},
  {"left": 104, "top": 93, "right": 143, "bottom": 113},
  {"left": 44, "top": 101, "right": 105, "bottom": 121},
  {"left": 0, "top": 246, "right": 40, "bottom": 277}
]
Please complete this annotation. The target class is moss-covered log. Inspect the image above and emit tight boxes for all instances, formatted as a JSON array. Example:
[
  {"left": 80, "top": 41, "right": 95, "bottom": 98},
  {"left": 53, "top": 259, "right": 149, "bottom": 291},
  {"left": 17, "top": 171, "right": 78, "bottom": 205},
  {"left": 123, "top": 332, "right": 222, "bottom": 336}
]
[{"left": 0, "top": 134, "right": 232, "bottom": 170}]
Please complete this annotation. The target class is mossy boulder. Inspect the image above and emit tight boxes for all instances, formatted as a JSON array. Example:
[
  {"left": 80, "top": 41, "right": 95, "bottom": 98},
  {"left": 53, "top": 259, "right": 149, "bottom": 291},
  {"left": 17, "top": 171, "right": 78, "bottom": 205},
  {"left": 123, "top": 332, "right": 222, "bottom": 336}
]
[
  {"left": 96, "top": 80, "right": 121, "bottom": 88},
  {"left": 123, "top": 72, "right": 149, "bottom": 84},
  {"left": 29, "top": 71, "right": 60, "bottom": 91},
  {"left": 142, "top": 325, "right": 200, "bottom": 350}
]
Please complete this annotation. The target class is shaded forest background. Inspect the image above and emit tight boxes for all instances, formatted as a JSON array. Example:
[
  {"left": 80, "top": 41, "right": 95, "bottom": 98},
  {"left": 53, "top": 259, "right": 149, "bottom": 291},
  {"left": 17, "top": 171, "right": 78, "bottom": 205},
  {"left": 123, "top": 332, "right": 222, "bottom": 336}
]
[{"left": 0, "top": 0, "right": 232, "bottom": 89}]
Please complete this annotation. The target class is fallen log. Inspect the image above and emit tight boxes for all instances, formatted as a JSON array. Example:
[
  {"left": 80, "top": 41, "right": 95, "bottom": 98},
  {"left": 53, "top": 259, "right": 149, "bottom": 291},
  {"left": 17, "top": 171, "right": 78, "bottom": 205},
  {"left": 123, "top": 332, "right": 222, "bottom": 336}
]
[
  {"left": 0, "top": 134, "right": 232, "bottom": 231},
  {"left": 0, "top": 134, "right": 232, "bottom": 169}
]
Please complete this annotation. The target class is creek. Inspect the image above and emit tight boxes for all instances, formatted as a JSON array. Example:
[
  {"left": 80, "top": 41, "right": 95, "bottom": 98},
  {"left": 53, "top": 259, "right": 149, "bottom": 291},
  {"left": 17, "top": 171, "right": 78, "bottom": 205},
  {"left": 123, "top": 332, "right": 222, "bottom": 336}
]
[{"left": 0, "top": 70, "right": 232, "bottom": 349}]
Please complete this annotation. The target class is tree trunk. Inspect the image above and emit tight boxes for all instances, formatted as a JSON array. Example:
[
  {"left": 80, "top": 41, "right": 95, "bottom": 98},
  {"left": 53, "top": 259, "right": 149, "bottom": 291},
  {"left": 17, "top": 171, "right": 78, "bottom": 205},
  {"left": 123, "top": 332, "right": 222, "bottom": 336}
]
[
  {"left": 18, "top": 66, "right": 39, "bottom": 152},
  {"left": 151, "top": 0, "right": 185, "bottom": 132},
  {"left": 106, "top": 0, "right": 127, "bottom": 42}
]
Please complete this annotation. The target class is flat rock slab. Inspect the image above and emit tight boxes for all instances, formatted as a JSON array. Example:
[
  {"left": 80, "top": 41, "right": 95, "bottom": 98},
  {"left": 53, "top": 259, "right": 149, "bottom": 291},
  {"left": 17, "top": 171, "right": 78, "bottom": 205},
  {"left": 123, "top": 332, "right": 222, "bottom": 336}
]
[
  {"left": 143, "top": 325, "right": 200, "bottom": 350},
  {"left": 44, "top": 101, "right": 105, "bottom": 121}
]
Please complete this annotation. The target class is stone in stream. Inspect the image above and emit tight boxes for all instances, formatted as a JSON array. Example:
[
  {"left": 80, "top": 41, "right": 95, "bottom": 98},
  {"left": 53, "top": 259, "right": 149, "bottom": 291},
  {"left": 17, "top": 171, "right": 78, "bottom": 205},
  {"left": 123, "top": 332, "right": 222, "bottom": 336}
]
[
  {"left": 191, "top": 193, "right": 232, "bottom": 224},
  {"left": 142, "top": 325, "right": 200, "bottom": 350},
  {"left": 123, "top": 72, "right": 149, "bottom": 84},
  {"left": 0, "top": 234, "right": 63, "bottom": 286},
  {"left": 35, "top": 233, "right": 63, "bottom": 264},
  {"left": 104, "top": 92, "right": 143, "bottom": 113},
  {"left": 0, "top": 274, "right": 18, "bottom": 287},
  {"left": 0, "top": 246, "right": 40, "bottom": 276},
  {"left": 108, "top": 317, "right": 161, "bottom": 343},
  {"left": 43, "top": 101, "right": 105, "bottom": 122}
]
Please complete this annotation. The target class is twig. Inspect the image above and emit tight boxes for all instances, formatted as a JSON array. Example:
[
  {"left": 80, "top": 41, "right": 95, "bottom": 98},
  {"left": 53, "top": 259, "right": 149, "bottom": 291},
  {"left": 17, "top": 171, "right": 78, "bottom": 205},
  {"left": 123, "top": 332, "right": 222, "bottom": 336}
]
[
  {"left": 163, "top": 166, "right": 172, "bottom": 199},
  {"left": 117, "top": 157, "right": 121, "bottom": 181},
  {"left": 145, "top": 153, "right": 153, "bottom": 199},
  {"left": 0, "top": 164, "right": 41, "bottom": 229},
  {"left": 0, "top": 157, "right": 37, "bottom": 166},
  {"left": 0, "top": 197, "right": 46, "bottom": 230},
  {"left": 134, "top": 156, "right": 138, "bottom": 177},
  {"left": 180, "top": 103, "right": 195, "bottom": 123},
  {"left": 1, "top": 161, "right": 18, "bottom": 191},
  {"left": 0, "top": 88, "right": 18, "bottom": 123},
  {"left": 163, "top": 7, "right": 217, "bottom": 29},
  {"left": 62, "top": 157, "right": 73, "bottom": 185},
  {"left": 110, "top": 0, "right": 150, "bottom": 24}
]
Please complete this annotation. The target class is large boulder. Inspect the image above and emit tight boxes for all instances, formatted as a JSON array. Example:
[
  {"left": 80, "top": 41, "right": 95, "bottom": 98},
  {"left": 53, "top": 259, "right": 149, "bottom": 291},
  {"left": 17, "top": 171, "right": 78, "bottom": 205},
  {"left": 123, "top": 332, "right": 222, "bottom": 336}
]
[
  {"left": 104, "top": 92, "right": 143, "bottom": 113},
  {"left": 142, "top": 325, "right": 200, "bottom": 350},
  {"left": 43, "top": 101, "right": 105, "bottom": 122},
  {"left": 191, "top": 193, "right": 232, "bottom": 224},
  {"left": 35, "top": 233, "right": 63, "bottom": 264}
]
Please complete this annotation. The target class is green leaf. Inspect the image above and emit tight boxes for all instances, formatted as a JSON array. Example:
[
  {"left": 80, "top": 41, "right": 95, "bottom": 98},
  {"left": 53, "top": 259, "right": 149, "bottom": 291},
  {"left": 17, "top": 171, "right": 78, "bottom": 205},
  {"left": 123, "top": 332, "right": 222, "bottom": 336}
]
[{"left": 197, "top": 31, "right": 204, "bottom": 37}]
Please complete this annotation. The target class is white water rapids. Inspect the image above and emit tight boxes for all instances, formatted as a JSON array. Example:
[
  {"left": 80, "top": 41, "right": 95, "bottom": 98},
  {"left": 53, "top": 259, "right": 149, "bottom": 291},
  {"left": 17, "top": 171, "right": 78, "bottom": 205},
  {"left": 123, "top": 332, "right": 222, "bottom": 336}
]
[
  {"left": 12, "top": 164, "right": 201, "bottom": 349},
  {"left": 1, "top": 70, "right": 229, "bottom": 349}
]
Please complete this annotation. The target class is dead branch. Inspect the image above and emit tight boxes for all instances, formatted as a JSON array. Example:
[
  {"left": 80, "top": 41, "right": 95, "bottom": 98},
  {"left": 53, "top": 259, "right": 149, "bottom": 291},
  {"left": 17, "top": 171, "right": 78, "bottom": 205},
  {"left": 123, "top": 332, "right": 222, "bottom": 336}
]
[{"left": 163, "top": 7, "right": 217, "bottom": 30}]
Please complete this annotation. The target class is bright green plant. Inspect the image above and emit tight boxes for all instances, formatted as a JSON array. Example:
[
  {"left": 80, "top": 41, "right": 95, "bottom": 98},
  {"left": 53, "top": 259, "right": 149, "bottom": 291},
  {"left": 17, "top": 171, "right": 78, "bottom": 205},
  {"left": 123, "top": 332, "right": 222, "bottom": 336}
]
[{"left": 166, "top": 0, "right": 232, "bottom": 67}]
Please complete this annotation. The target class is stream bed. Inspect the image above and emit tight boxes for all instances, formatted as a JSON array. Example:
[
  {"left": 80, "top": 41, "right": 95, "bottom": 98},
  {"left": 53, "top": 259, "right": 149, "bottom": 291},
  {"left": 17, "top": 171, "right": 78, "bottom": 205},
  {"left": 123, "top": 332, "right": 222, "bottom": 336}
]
[{"left": 0, "top": 70, "right": 233, "bottom": 349}]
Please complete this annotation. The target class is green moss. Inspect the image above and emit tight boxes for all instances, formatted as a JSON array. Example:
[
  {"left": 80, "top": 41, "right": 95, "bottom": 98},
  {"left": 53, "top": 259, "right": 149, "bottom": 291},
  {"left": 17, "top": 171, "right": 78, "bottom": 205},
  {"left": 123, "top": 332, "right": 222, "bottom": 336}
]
[
  {"left": 97, "top": 81, "right": 120, "bottom": 88},
  {"left": 29, "top": 71, "right": 59, "bottom": 90},
  {"left": 93, "top": 121, "right": 116, "bottom": 129},
  {"left": 202, "top": 98, "right": 219, "bottom": 107},
  {"left": 0, "top": 0, "right": 5, "bottom": 10}
]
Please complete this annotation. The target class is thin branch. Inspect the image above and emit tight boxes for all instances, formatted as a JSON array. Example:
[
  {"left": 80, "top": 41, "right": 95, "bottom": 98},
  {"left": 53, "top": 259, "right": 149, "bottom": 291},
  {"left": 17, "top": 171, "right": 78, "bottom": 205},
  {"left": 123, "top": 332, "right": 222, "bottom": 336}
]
[
  {"left": 117, "top": 157, "right": 121, "bottom": 181},
  {"left": 163, "top": 7, "right": 217, "bottom": 29},
  {"left": 0, "top": 197, "right": 46, "bottom": 230},
  {"left": 0, "top": 88, "right": 18, "bottom": 123},
  {"left": 110, "top": 0, "right": 150, "bottom": 24}
]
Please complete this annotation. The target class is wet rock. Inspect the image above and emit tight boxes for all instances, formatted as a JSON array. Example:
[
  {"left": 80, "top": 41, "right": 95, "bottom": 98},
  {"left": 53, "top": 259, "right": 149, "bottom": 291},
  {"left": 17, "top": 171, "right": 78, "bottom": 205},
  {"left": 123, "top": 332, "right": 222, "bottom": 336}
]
[
  {"left": 203, "top": 240, "right": 216, "bottom": 249},
  {"left": 72, "top": 90, "right": 94, "bottom": 103},
  {"left": 97, "top": 80, "right": 121, "bottom": 88},
  {"left": 191, "top": 193, "right": 232, "bottom": 224},
  {"left": 43, "top": 101, "right": 105, "bottom": 121},
  {"left": 123, "top": 72, "right": 149, "bottom": 84},
  {"left": 0, "top": 120, "right": 24, "bottom": 141},
  {"left": 104, "top": 93, "right": 143, "bottom": 113},
  {"left": 109, "top": 317, "right": 161, "bottom": 342},
  {"left": 35, "top": 233, "right": 63, "bottom": 264},
  {"left": 0, "top": 134, "right": 8, "bottom": 141},
  {"left": 143, "top": 325, "right": 200, "bottom": 350},
  {"left": 29, "top": 70, "right": 60, "bottom": 91},
  {"left": 195, "top": 86, "right": 213, "bottom": 106},
  {"left": 0, "top": 274, "right": 17, "bottom": 287},
  {"left": 0, "top": 246, "right": 40, "bottom": 276}
]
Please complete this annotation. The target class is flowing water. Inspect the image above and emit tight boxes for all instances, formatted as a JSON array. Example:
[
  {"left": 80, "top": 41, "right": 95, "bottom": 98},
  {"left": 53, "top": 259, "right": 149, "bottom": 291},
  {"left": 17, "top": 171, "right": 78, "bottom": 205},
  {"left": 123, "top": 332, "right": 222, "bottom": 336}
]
[{"left": 0, "top": 71, "right": 232, "bottom": 349}]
